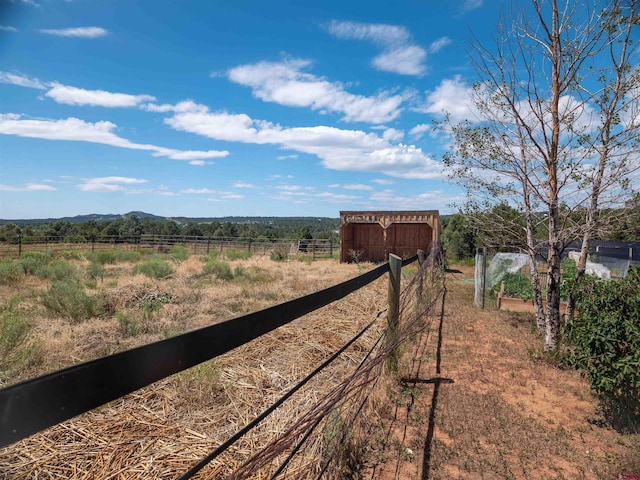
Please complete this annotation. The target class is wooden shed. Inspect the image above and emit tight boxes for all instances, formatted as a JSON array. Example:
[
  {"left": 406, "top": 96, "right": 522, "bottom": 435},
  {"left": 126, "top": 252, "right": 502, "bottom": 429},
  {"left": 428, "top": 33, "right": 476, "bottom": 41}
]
[{"left": 340, "top": 210, "right": 440, "bottom": 263}]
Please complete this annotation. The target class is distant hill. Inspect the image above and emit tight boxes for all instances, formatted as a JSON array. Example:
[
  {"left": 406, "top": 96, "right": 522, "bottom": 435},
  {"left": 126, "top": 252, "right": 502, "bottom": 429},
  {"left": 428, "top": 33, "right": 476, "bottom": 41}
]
[{"left": 0, "top": 211, "right": 339, "bottom": 226}]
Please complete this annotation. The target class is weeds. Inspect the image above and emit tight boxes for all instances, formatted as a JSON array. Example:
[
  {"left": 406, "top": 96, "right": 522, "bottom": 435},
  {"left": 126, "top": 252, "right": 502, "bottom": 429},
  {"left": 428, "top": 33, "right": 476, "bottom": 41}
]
[
  {"left": 0, "top": 299, "right": 41, "bottom": 381},
  {"left": 203, "top": 259, "right": 233, "bottom": 280},
  {"left": 116, "top": 310, "right": 140, "bottom": 337},
  {"left": 270, "top": 245, "right": 289, "bottom": 262},
  {"left": 0, "top": 259, "right": 23, "bottom": 285},
  {"left": 34, "top": 260, "right": 77, "bottom": 282},
  {"left": 169, "top": 245, "right": 189, "bottom": 262},
  {"left": 40, "top": 280, "right": 107, "bottom": 323},
  {"left": 87, "top": 262, "right": 105, "bottom": 282},
  {"left": 19, "top": 251, "right": 51, "bottom": 274},
  {"left": 134, "top": 259, "right": 174, "bottom": 279},
  {"left": 89, "top": 250, "right": 117, "bottom": 265},
  {"left": 224, "top": 249, "right": 252, "bottom": 261}
]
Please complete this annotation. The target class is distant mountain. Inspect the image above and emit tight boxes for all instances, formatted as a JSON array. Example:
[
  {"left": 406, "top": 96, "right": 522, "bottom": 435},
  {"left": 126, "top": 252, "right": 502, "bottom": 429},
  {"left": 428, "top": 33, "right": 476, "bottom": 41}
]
[
  {"left": 0, "top": 212, "right": 339, "bottom": 225},
  {"left": 0, "top": 211, "right": 167, "bottom": 225}
]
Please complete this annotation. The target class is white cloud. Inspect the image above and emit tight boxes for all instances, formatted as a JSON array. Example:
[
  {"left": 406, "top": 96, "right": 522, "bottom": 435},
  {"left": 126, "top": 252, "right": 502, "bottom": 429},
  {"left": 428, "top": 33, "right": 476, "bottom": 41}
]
[
  {"left": 38, "top": 27, "right": 108, "bottom": 38},
  {"left": 165, "top": 106, "right": 444, "bottom": 179},
  {"left": 409, "top": 124, "right": 430, "bottom": 139},
  {"left": 277, "top": 154, "right": 298, "bottom": 160},
  {"left": 372, "top": 178, "right": 395, "bottom": 185},
  {"left": 332, "top": 184, "right": 374, "bottom": 191},
  {"left": 78, "top": 177, "right": 147, "bottom": 192},
  {"left": 232, "top": 181, "right": 255, "bottom": 188},
  {"left": 428, "top": 37, "right": 452, "bottom": 54},
  {"left": 324, "top": 20, "right": 428, "bottom": 76},
  {"left": 0, "top": 26, "right": 18, "bottom": 32},
  {"left": 372, "top": 45, "right": 427, "bottom": 76},
  {"left": 0, "top": 183, "right": 56, "bottom": 192},
  {"left": 45, "top": 83, "right": 156, "bottom": 107},
  {"left": 0, "top": 113, "right": 228, "bottom": 162},
  {"left": 181, "top": 188, "right": 219, "bottom": 194},
  {"left": 227, "top": 59, "right": 404, "bottom": 123},
  {"left": 368, "top": 189, "right": 466, "bottom": 211},
  {"left": 418, "top": 75, "right": 479, "bottom": 122},
  {"left": 383, "top": 127, "right": 404, "bottom": 142},
  {"left": 0, "top": 71, "right": 47, "bottom": 89},
  {"left": 461, "top": 0, "right": 483, "bottom": 12}
]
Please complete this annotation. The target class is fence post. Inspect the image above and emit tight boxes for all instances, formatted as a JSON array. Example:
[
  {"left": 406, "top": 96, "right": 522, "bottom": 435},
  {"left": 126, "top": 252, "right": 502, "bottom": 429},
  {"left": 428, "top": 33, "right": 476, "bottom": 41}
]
[
  {"left": 207, "top": 235, "right": 211, "bottom": 255},
  {"left": 18, "top": 235, "right": 22, "bottom": 258},
  {"left": 387, "top": 254, "right": 402, "bottom": 372},
  {"left": 248, "top": 237, "right": 252, "bottom": 253},
  {"left": 417, "top": 249, "right": 425, "bottom": 302}
]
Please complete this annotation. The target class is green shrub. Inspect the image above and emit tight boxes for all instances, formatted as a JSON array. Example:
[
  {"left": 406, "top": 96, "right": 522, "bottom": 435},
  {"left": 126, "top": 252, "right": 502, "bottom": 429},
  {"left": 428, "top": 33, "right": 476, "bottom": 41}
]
[
  {"left": 115, "top": 249, "right": 142, "bottom": 263},
  {"left": 134, "top": 259, "right": 174, "bottom": 279},
  {"left": 34, "top": 260, "right": 77, "bottom": 282},
  {"left": 89, "top": 250, "right": 117, "bottom": 265},
  {"left": 19, "top": 252, "right": 51, "bottom": 275},
  {"left": 169, "top": 245, "right": 189, "bottom": 261},
  {"left": 567, "top": 269, "right": 640, "bottom": 416},
  {"left": 116, "top": 310, "right": 140, "bottom": 337},
  {"left": 87, "top": 262, "right": 105, "bottom": 282},
  {"left": 0, "top": 259, "right": 23, "bottom": 285},
  {"left": 0, "top": 299, "right": 41, "bottom": 378},
  {"left": 41, "top": 280, "right": 107, "bottom": 323},
  {"left": 202, "top": 260, "right": 233, "bottom": 280},
  {"left": 225, "top": 249, "right": 252, "bottom": 261}
]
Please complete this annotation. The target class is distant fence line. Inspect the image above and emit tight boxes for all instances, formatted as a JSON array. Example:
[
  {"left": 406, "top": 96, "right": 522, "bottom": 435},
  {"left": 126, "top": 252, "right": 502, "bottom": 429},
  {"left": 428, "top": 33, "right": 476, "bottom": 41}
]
[{"left": 0, "top": 234, "right": 336, "bottom": 259}]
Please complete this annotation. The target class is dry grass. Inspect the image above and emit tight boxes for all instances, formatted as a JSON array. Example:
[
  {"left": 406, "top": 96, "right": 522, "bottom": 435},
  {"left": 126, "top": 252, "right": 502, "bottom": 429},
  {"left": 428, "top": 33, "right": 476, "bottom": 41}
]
[{"left": 0, "top": 252, "right": 395, "bottom": 479}]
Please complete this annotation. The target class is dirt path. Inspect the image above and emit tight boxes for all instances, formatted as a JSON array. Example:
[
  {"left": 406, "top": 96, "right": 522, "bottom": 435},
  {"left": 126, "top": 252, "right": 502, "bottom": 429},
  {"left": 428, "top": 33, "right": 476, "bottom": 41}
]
[{"left": 365, "top": 266, "right": 640, "bottom": 480}]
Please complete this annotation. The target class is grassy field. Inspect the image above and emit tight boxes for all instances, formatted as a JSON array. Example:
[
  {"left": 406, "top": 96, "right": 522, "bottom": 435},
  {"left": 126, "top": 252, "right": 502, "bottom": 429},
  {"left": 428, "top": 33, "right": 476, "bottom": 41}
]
[{"left": 1, "top": 252, "right": 638, "bottom": 479}]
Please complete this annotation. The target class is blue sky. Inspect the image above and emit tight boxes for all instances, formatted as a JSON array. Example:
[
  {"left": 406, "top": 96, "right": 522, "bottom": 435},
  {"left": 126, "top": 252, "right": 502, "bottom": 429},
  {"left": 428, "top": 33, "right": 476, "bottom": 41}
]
[{"left": 0, "top": 0, "right": 496, "bottom": 219}]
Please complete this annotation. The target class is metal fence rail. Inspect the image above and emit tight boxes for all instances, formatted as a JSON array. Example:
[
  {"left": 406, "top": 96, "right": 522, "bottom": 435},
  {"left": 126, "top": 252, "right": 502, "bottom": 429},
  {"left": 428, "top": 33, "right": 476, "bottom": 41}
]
[{"left": 0, "top": 235, "right": 336, "bottom": 258}]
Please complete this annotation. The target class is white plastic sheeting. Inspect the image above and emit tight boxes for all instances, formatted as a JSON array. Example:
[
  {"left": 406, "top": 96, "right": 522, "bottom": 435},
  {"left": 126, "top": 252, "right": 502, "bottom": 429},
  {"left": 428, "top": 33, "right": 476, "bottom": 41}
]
[
  {"left": 485, "top": 253, "right": 531, "bottom": 290},
  {"left": 568, "top": 251, "right": 611, "bottom": 279}
]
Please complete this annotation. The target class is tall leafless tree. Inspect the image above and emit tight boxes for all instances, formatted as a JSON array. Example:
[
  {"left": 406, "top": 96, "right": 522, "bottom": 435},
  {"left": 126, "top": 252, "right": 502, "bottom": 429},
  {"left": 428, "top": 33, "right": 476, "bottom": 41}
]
[{"left": 442, "top": 0, "right": 640, "bottom": 351}]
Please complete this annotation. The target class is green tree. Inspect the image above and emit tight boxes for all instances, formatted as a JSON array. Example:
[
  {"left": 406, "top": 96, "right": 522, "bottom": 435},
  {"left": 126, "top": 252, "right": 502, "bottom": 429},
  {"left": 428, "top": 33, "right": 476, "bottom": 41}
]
[{"left": 441, "top": 213, "right": 476, "bottom": 259}]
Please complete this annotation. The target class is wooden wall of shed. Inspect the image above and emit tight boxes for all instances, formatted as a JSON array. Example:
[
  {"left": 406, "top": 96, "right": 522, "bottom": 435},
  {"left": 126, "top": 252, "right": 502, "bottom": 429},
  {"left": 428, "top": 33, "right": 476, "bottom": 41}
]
[
  {"left": 386, "top": 223, "right": 432, "bottom": 259},
  {"left": 340, "top": 222, "right": 433, "bottom": 262}
]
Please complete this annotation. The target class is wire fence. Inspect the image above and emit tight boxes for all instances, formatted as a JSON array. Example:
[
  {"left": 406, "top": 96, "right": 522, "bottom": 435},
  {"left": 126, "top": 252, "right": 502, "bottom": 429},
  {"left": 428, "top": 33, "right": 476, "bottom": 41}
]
[
  {"left": 0, "top": 234, "right": 336, "bottom": 259},
  {"left": 0, "top": 246, "right": 445, "bottom": 479}
]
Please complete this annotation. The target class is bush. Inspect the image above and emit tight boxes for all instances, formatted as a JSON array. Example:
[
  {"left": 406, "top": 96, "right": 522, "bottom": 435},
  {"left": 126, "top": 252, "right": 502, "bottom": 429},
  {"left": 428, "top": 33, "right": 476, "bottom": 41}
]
[
  {"left": 41, "top": 280, "right": 107, "bottom": 323},
  {"left": 34, "top": 260, "right": 77, "bottom": 282},
  {"left": 270, "top": 245, "right": 289, "bottom": 262},
  {"left": 89, "top": 250, "right": 117, "bottom": 265},
  {"left": 87, "top": 262, "right": 105, "bottom": 282},
  {"left": 0, "top": 259, "right": 23, "bottom": 285},
  {"left": 169, "top": 245, "right": 189, "bottom": 261},
  {"left": 134, "top": 259, "right": 174, "bottom": 279},
  {"left": 225, "top": 249, "right": 252, "bottom": 261},
  {"left": 202, "top": 260, "right": 233, "bottom": 280},
  {"left": 116, "top": 249, "right": 142, "bottom": 263},
  {"left": 116, "top": 311, "right": 140, "bottom": 337},
  {"left": 0, "top": 299, "right": 40, "bottom": 378},
  {"left": 19, "top": 251, "right": 52, "bottom": 273},
  {"left": 567, "top": 268, "right": 640, "bottom": 416}
]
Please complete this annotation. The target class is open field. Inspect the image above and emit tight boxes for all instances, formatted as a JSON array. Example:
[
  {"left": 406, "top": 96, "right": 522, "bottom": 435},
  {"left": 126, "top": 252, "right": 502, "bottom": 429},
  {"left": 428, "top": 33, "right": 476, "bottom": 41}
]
[
  {"left": 0, "top": 248, "right": 399, "bottom": 478},
  {"left": 1, "top": 253, "right": 639, "bottom": 479}
]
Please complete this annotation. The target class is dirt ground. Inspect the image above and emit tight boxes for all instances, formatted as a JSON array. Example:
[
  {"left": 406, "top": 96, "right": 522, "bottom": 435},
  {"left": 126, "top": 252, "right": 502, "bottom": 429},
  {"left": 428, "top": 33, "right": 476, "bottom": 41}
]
[{"left": 364, "top": 265, "right": 640, "bottom": 480}]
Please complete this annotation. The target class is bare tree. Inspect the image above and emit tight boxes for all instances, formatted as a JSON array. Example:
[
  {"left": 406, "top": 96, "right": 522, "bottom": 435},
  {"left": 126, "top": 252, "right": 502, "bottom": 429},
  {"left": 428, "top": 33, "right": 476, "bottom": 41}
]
[{"left": 442, "top": 0, "right": 639, "bottom": 351}]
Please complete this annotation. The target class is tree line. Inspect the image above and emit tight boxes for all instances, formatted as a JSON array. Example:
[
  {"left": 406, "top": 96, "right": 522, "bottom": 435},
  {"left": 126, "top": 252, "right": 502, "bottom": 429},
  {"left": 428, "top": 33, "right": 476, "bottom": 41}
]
[
  {"left": 442, "top": 195, "right": 640, "bottom": 261},
  {"left": 0, "top": 214, "right": 340, "bottom": 243}
]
